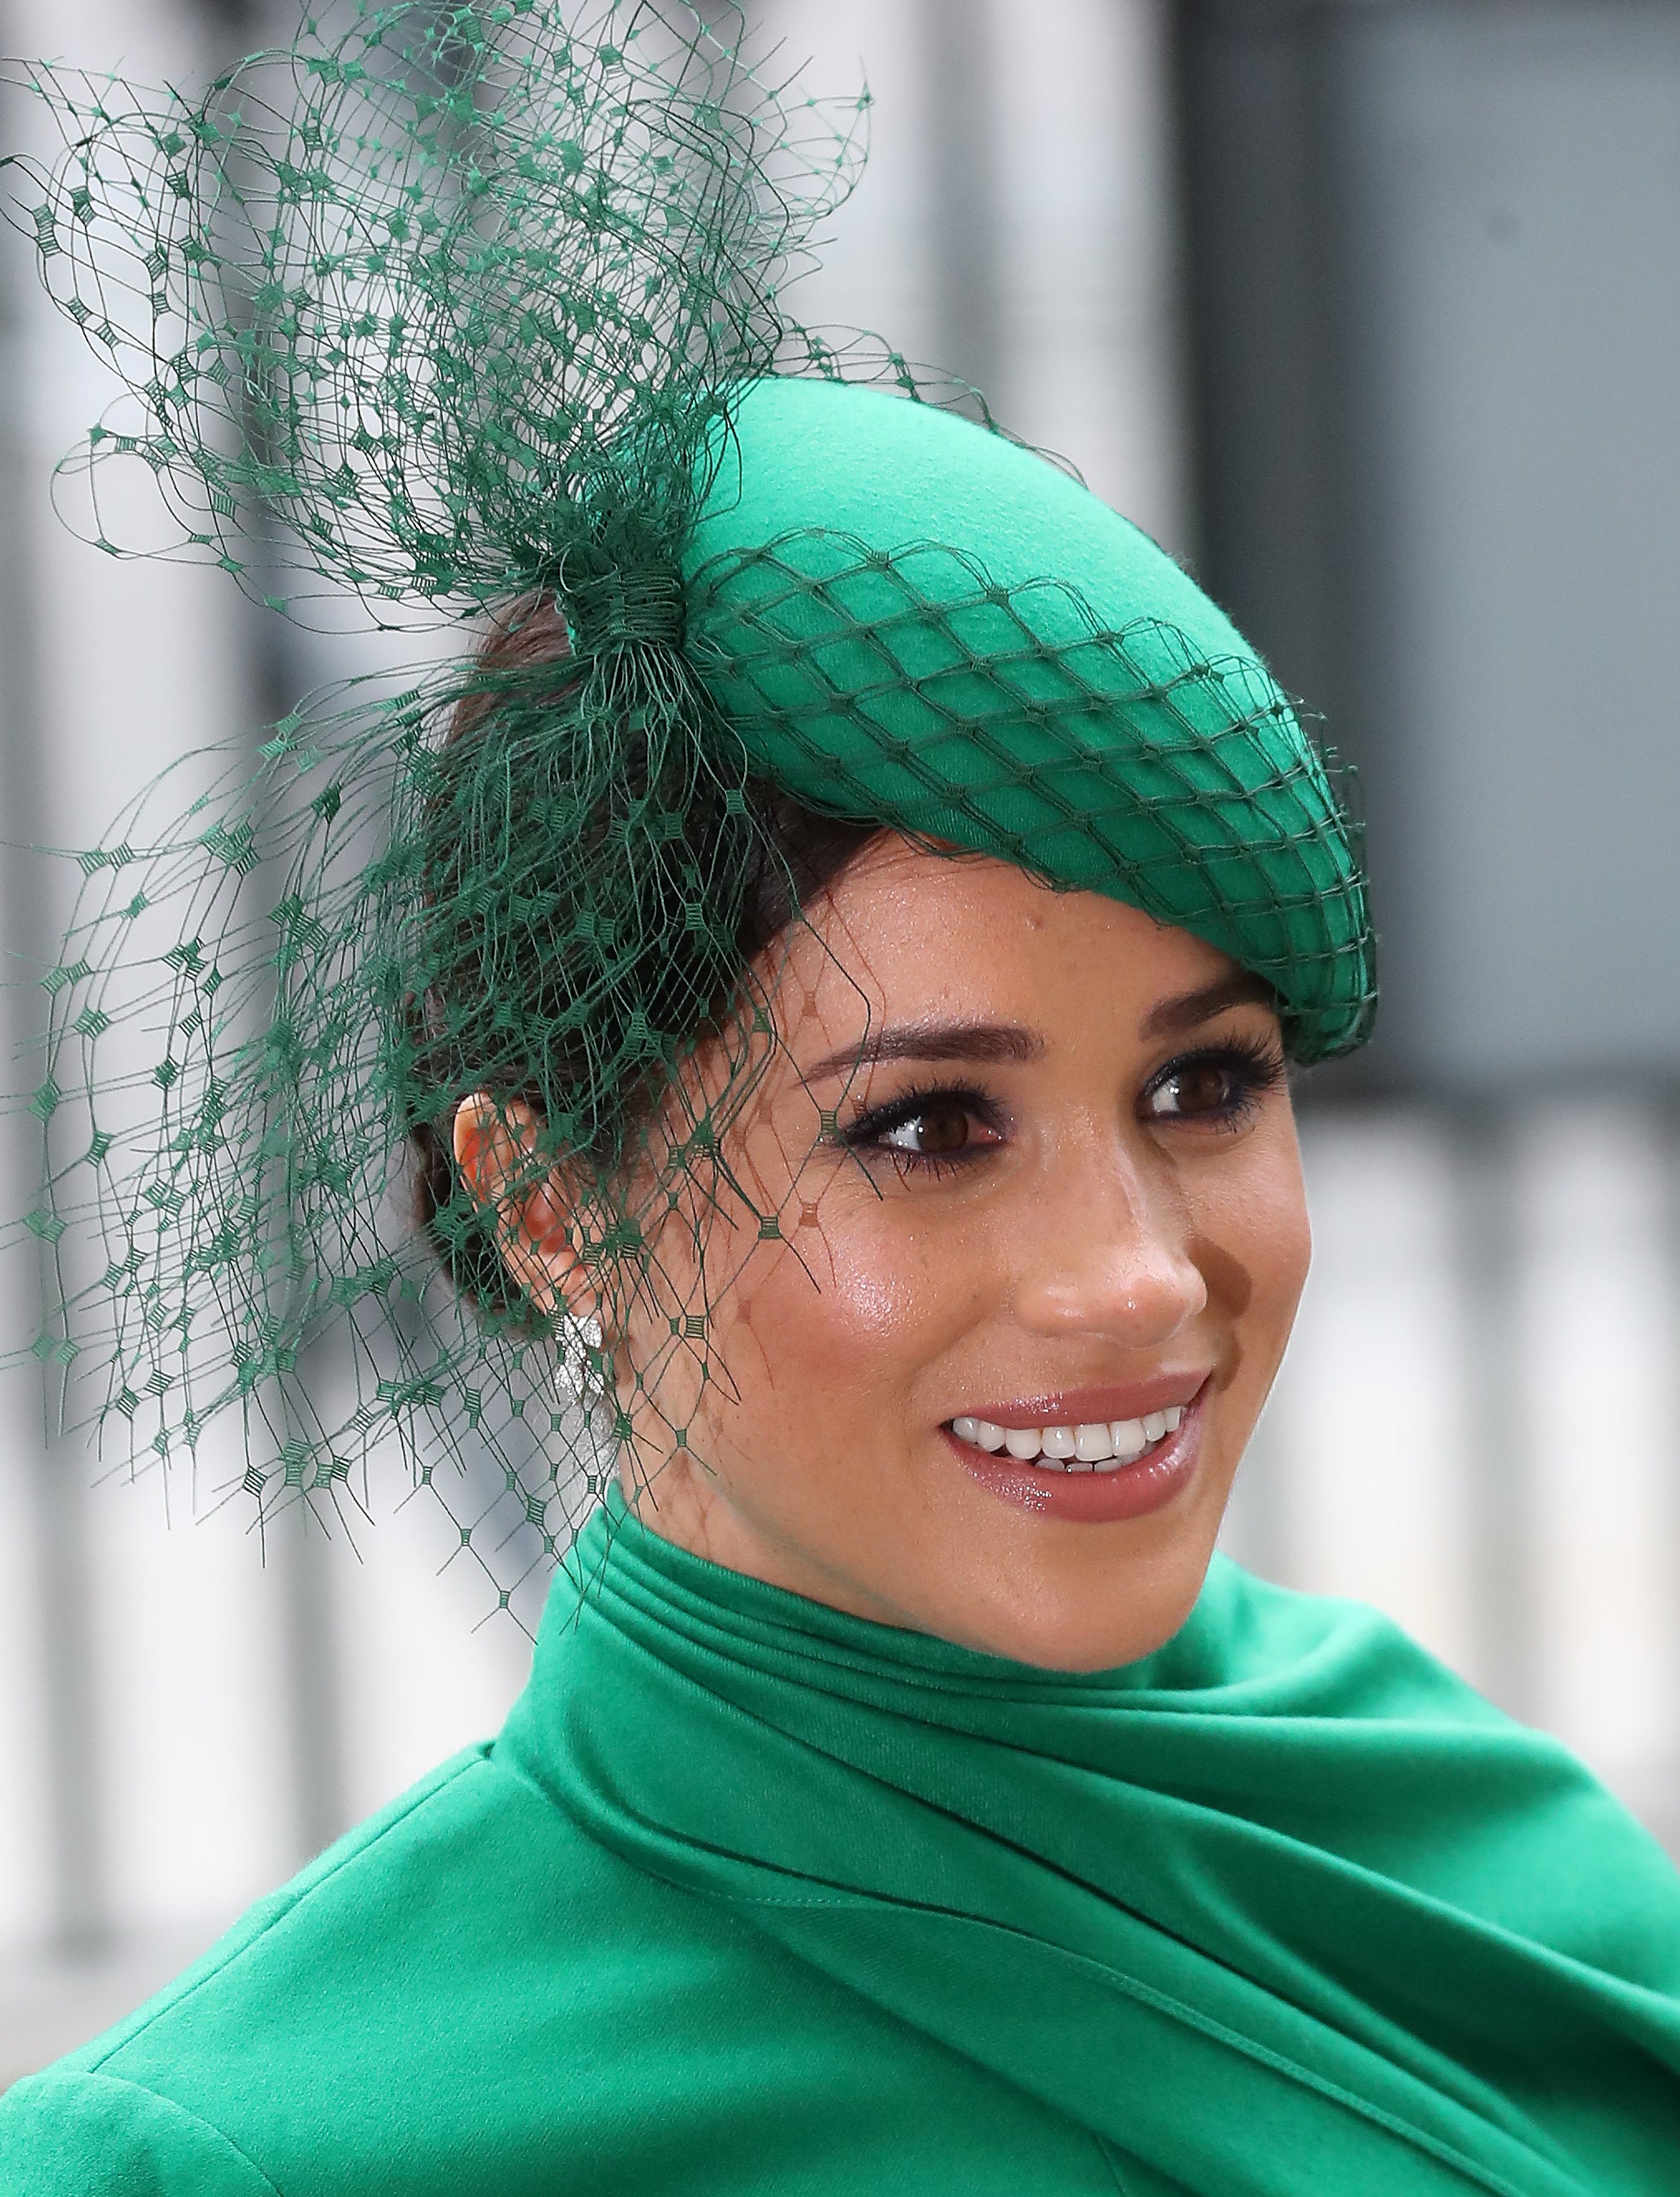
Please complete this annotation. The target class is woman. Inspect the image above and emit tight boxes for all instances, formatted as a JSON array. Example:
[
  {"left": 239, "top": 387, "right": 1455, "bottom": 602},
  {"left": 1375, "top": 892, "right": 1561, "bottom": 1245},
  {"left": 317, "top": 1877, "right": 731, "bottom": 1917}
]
[{"left": 3, "top": 7, "right": 1680, "bottom": 2192}]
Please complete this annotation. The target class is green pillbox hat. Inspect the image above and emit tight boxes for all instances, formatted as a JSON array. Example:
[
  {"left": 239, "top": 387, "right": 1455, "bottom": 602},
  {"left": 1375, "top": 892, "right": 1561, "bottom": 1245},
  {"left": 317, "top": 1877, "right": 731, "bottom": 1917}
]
[{"left": 686, "top": 378, "right": 1373, "bottom": 1062}]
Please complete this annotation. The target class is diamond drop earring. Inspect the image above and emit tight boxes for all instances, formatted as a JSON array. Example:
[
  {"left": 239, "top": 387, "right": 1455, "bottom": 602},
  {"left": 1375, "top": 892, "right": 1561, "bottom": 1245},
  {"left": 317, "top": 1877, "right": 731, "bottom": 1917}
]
[{"left": 554, "top": 1310, "right": 606, "bottom": 1406}]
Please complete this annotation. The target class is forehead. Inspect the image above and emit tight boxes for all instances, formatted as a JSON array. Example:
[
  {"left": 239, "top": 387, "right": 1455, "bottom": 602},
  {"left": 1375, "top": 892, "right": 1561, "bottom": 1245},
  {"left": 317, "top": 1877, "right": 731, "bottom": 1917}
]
[{"left": 779, "top": 834, "right": 1244, "bottom": 1036}]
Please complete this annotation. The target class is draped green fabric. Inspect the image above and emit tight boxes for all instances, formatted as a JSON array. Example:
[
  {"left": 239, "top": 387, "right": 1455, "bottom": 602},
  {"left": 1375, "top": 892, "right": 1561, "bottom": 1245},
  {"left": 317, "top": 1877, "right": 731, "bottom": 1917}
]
[
  {"left": 6, "top": 1500, "right": 1680, "bottom": 2194},
  {"left": 540, "top": 1501, "right": 1680, "bottom": 2194}
]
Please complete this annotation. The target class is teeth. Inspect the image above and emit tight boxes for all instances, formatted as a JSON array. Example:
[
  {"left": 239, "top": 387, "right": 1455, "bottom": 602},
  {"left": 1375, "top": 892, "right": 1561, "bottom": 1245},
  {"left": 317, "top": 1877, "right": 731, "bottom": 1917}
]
[
  {"left": 952, "top": 1417, "right": 1007, "bottom": 1452},
  {"left": 949, "top": 1403, "right": 1187, "bottom": 1472}
]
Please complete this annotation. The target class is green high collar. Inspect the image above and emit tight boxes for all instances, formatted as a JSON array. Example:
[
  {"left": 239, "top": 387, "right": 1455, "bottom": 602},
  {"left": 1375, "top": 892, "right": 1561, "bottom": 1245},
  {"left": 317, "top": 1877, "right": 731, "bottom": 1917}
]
[{"left": 498, "top": 1493, "right": 1680, "bottom": 2195}]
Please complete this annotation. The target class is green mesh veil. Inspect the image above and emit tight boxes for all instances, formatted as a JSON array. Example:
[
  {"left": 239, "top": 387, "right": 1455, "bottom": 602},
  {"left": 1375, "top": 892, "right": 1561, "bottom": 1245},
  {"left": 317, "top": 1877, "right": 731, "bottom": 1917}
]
[{"left": 2, "top": 1, "right": 1373, "bottom": 1626}]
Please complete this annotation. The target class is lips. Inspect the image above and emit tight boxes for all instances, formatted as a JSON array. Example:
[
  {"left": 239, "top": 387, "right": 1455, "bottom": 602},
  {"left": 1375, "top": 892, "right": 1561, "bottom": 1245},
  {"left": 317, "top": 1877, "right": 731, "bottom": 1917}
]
[
  {"left": 951, "top": 1404, "right": 1186, "bottom": 1470},
  {"left": 939, "top": 1376, "right": 1209, "bottom": 1525},
  {"left": 952, "top": 1377, "right": 1208, "bottom": 1432}
]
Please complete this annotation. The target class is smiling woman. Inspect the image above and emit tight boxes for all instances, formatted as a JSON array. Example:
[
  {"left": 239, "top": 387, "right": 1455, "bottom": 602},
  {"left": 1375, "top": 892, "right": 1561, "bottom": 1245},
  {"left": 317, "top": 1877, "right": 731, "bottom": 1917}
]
[
  {"left": 460, "top": 840, "right": 1310, "bottom": 1670},
  {"left": 5, "top": 5, "right": 1680, "bottom": 2195}
]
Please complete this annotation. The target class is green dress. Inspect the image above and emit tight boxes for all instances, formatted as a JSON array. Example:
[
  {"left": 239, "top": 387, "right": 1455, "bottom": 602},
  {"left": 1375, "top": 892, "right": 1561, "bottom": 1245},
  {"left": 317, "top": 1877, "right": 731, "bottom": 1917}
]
[{"left": 5, "top": 1496, "right": 1680, "bottom": 2195}]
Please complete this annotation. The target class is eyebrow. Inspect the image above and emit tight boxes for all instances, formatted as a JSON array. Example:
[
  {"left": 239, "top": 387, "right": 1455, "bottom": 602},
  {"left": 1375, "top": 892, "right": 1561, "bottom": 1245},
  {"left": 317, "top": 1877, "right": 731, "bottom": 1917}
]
[
  {"left": 801, "top": 973, "right": 1280, "bottom": 1087},
  {"left": 801, "top": 1019, "right": 1046, "bottom": 1086},
  {"left": 1140, "top": 970, "right": 1281, "bottom": 1039}
]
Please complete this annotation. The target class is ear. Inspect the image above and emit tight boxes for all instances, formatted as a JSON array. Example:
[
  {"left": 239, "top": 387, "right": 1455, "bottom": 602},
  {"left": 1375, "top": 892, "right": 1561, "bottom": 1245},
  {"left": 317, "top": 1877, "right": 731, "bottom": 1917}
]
[{"left": 452, "top": 1094, "right": 596, "bottom": 1322}]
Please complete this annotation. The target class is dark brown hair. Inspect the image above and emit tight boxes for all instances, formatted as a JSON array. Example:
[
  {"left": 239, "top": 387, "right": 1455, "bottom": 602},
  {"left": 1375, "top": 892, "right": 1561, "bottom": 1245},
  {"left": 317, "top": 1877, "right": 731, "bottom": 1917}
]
[{"left": 409, "top": 592, "right": 877, "bottom": 1308}]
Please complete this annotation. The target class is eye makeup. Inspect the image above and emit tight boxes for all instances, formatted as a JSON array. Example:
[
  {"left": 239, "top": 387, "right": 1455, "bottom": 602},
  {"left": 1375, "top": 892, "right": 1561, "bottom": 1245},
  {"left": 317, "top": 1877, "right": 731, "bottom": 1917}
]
[
  {"left": 1138, "top": 1035, "right": 1287, "bottom": 1131},
  {"left": 830, "top": 1031, "right": 1286, "bottom": 1172},
  {"left": 835, "top": 1082, "right": 1006, "bottom": 1177}
]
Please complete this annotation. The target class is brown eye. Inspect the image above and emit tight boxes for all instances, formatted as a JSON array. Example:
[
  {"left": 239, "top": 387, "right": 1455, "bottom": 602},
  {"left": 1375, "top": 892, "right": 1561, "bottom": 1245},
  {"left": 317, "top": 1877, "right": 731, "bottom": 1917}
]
[
  {"left": 1142, "top": 1040, "right": 1285, "bottom": 1128},
  {"left": 839, "top": 1084, "right": 1005, "bottom": 1171},
  {"left": 882, "top": 1098, "right": 975, "bottom": 1155},
  {"left": 1150, "top": 1060, "right": 1236, "bottom": 1119}
]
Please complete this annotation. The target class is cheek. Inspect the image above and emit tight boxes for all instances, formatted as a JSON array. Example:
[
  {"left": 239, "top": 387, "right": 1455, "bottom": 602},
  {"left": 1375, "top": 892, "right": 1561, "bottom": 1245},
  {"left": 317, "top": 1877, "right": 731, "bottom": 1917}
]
[
  {"left": 729, "top": 1197, "right": 985, "bottom": 1415},
  {"left": 1191, "top": 1135, "right": 1312, "bottom": 1343}
]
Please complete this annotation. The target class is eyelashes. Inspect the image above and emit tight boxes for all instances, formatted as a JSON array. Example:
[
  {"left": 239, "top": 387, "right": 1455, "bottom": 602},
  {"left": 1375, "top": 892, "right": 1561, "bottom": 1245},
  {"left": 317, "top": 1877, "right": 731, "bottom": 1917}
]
[
  {"left": 836, "top": 1083, "right": 1003, "bottom": 1176},
  {"left": 832, "top": 1037, "right": 1289, "bottom": 1176},
  {"left": 1140, "top": 1033, "right": 1287, "bottom": 1130}
]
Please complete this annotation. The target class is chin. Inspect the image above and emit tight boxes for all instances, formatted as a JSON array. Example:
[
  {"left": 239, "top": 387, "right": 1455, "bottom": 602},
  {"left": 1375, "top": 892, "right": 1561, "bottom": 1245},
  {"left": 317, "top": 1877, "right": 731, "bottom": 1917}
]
[
  {"left": 997, "top": 1630, "right": 1176, "bottom": 1677},
  {"left": 948, "top": 1574, "right": 1208, "bottom": 1675}
]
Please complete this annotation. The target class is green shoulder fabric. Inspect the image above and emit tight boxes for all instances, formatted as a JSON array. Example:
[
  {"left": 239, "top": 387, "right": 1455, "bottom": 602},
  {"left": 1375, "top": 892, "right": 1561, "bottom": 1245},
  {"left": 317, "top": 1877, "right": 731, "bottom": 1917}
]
[
  {"left": 684, "top": 378, "right": 1373, "bottom": 1058},
  {"left": 520, "top": 1498, "right": 1680, "bottom": 2196},
  {"left": 0, "top": 2071, "right": 279, "bottom": 2195},
  {"left": 0, "top": 1733, "right": 1126, "bottom": 2193}
]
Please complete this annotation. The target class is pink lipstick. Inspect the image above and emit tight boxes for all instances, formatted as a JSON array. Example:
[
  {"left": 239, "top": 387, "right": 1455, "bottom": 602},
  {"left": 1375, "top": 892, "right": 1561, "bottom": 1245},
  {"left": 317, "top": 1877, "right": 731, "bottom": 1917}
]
[{"left": 939, "top": 1375, "right": 1208, "bottom": 1524}]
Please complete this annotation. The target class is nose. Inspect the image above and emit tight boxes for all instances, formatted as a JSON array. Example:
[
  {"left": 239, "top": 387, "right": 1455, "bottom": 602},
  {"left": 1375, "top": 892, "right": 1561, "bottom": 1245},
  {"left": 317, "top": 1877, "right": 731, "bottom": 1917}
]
[{"left": 1008, "top": 1141, "right": 1207, "bottom": 1349}]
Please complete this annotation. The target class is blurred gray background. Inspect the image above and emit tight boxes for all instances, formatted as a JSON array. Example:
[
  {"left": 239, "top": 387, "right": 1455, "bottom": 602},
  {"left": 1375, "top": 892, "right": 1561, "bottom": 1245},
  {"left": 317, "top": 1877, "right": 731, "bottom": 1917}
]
[{"left": 4, "top": 0, "right": 1680, "bottom": 2084}]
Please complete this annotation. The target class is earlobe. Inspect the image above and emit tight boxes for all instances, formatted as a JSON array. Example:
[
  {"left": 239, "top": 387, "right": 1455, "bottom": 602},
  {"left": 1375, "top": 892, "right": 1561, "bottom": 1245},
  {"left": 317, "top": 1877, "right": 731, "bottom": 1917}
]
[{"left": 452, "top": 1092, "right": 598, "bottom": 1323}]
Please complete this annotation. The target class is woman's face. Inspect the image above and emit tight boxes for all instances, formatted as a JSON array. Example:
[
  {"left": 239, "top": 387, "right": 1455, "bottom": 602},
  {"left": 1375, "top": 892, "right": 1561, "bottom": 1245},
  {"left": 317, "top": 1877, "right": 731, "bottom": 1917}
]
[{"left": 593, "top": 833, "right": 1313, "bottom": 1672}]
